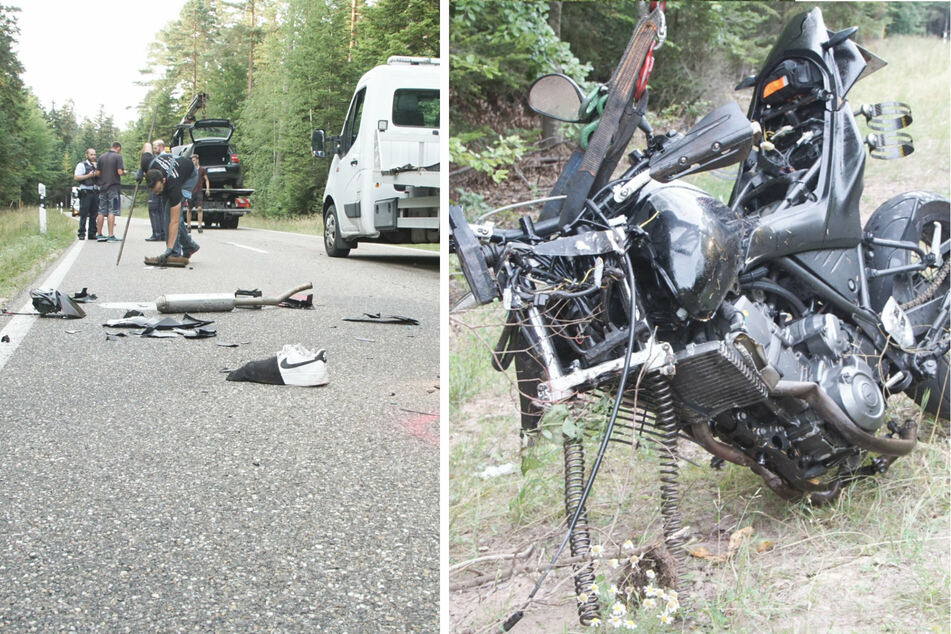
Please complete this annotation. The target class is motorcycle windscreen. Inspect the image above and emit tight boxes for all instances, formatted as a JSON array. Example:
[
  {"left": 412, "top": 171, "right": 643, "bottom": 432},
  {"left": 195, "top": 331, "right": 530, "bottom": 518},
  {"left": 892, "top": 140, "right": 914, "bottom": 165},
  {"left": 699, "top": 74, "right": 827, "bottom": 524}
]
[{"left": 641, "top": 183, "right": 743, "bottom": 320}]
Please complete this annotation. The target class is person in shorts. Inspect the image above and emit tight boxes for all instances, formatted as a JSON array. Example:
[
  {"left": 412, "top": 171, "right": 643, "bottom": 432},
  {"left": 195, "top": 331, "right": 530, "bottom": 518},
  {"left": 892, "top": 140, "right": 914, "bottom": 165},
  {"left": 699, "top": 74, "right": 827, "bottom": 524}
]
[
  {"left": 186, "top": 154, "right": 210, "bottom": 233},
  {"left": 95, "top": 141, "right": 125, "bottom": 242}
]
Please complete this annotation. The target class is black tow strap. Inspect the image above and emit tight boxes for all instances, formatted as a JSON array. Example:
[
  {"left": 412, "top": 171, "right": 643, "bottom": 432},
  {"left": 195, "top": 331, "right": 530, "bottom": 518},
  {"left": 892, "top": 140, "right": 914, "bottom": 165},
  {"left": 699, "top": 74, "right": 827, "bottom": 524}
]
[{"left": 557, "top": 9, "right": 662, "bottom": 228}]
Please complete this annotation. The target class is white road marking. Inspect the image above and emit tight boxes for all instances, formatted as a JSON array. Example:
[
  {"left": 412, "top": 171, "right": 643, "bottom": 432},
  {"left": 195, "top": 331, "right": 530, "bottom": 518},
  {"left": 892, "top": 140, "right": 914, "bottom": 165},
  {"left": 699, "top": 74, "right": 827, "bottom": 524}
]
[
  {"left": 225, "top": 241, "right": 269, "bottom": 254},
  {"left": 247, "top": 227, "right": 436, "bottom": 254},
  {"left": 0, "top": 240, "right": 85, "bottom": 373},
  {"left": 99, "top": 302, "right": 157, "bottom": 311}
]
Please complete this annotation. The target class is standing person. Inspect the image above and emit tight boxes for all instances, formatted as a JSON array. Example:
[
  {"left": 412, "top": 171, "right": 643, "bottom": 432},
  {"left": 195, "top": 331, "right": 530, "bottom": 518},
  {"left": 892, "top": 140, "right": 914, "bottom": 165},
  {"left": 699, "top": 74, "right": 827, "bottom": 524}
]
[
  {"left": 72, "top": 148, "right": 99, "bottom": 240},
  {"left": 95, "top": 141, "right": 125, "bottom": 242},
  {"left": 186, "top": 154, "right": 210, "bottom": 233},
  {"left": 136, "top": 142, "right": 165, "bottom": 242},
  {"left": 145, "top": 192, "right": 164, "bottom": 241},
  {"left": 141, "top": 143, "right": 200, "bottom": 266}
]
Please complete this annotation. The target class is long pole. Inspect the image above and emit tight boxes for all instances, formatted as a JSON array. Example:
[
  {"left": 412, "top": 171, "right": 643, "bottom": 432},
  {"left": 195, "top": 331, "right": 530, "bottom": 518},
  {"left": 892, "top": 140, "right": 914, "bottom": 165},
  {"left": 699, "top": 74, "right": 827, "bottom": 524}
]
[{"left": 116, "top": 105, "right": 159, "bottom": 266}]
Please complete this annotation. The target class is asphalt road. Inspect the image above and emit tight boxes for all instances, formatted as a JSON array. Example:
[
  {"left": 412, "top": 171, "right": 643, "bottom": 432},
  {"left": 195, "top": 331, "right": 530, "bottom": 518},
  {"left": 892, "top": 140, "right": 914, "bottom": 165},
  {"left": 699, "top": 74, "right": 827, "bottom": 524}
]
[{"left": 0, "top": 215, "right": 440, "bottom": 631}]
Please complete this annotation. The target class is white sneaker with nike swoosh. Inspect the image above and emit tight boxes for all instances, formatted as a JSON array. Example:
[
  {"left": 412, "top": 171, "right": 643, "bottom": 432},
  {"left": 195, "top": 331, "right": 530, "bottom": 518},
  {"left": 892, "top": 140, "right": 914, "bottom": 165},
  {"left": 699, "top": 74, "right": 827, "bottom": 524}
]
[{"left": 276, "top": 344, "right": 329, "bottom": 386}]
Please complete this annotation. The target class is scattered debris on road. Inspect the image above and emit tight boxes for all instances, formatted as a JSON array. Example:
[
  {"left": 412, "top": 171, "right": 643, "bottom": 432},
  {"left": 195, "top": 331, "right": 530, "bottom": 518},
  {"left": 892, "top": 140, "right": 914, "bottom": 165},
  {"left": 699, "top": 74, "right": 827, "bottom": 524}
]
[
  {"left": 226, "top": 344, "right": 329, "bottom": 386},
  {"left": 70, "top": 288, "right": 97, "bottom": 303},
  {"left": 342, "top": 313, "right": 419, "bottom": 325},
  {"left": 104, "top": 313, "right": 214, "bottom": 330},
  {"left": 278, "top": 292, "right": 314, "bottom": 309}
]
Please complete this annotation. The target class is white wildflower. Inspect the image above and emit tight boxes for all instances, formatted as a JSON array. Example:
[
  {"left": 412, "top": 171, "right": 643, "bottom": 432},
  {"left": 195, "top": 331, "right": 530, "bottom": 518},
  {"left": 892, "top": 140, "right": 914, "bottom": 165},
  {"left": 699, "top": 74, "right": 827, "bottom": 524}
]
[
  {"left": 611, "top": 602, "right": 627, "bottom": 617},
  {"left": 642, "top": 597, "right": 658, "bottom": 610},
  {"left": 645, "top": 569, "right": 656, "bottom": 580},
  {"left": 622, "top": 539, "right": 634, "bottom": 551},
  {"left": 591, "top": 544, "right": 604, "bottom": 557}
]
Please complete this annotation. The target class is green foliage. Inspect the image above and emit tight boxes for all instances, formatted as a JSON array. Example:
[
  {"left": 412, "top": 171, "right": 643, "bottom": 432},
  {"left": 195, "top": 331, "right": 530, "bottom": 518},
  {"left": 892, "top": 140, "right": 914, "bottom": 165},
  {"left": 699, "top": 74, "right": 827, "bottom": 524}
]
[
  {"left": 450, "top": 0, "right": 591, "bottom": 109},
  {"left": 886, "top": 2, "right": 951, "bottom": 37},
  {"left": 449, "top": 133, "right": 530, "bottom": 183},
  {"left": 351, "top": 0, "right": 438, "bottom": 69}
]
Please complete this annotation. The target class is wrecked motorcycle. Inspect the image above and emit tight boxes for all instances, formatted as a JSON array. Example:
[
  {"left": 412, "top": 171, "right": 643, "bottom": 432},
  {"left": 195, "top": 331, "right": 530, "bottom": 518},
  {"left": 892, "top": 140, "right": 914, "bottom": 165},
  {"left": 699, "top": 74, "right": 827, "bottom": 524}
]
[{"left": 450, "top": 6, "right": 949, "bottom": 627}]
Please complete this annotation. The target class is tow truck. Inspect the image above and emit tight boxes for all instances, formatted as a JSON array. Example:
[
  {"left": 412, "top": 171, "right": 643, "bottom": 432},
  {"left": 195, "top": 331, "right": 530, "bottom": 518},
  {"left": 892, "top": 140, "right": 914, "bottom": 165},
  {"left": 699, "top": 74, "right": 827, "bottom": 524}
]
[{"left": 170, "top": 93, "right": 254, "bottom": 229}]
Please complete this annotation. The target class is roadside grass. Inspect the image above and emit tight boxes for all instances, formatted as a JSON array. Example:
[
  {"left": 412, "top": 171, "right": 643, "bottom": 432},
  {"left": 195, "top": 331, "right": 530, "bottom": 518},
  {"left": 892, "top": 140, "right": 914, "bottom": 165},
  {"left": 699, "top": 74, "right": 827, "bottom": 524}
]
[
  {"left": 449, "top": 35, "right": 950, "bottom": 632},
  {"left": 0, "top": 208, "right": 75, "bottom": 303},
  {"left": 240, "top": 213, "right": 440, "bottom": 251}
]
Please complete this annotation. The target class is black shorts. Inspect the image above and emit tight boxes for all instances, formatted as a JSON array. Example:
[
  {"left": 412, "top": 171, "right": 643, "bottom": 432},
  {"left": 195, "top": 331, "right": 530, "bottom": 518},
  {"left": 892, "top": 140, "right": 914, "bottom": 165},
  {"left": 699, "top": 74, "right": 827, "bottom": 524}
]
[{"left": 189, "top": 192, "right": 203, "bottom": 207}]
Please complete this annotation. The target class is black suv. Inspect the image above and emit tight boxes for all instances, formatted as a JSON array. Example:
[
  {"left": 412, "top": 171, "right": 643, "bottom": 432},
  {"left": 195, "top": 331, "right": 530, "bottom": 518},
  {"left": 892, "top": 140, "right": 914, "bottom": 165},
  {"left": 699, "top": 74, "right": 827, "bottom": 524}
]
[{"left": 172, "top": 119, "right": 242, "bottom": 188}]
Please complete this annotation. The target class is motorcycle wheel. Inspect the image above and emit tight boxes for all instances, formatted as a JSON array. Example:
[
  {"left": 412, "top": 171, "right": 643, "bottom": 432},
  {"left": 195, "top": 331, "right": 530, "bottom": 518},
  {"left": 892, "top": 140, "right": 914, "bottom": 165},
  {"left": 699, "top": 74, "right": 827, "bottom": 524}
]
[{"left": 865, "top": 192, "right": 949, "bottom": 420}]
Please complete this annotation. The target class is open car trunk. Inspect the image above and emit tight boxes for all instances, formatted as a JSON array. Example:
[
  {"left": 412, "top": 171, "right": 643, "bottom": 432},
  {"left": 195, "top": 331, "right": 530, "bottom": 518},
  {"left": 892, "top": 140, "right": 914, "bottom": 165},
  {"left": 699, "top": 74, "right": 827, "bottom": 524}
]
[{"left": 195, "top": 144, "right": 232, "bottom": 166}]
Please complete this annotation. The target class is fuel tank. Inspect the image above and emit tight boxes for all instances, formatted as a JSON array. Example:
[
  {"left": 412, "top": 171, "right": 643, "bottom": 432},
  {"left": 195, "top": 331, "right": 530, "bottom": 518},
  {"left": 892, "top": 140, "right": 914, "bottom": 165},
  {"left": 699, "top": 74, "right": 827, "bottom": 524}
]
[{"left": 635, "top": 181, "right": 743, "bottom": 320}]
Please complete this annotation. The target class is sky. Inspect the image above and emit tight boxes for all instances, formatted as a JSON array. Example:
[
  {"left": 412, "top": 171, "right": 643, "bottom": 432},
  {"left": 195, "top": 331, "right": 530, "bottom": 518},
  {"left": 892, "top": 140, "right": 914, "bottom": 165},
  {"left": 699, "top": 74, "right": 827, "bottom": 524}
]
[{"left": 13, "top": 0, "right": 189, "bottom": 127}]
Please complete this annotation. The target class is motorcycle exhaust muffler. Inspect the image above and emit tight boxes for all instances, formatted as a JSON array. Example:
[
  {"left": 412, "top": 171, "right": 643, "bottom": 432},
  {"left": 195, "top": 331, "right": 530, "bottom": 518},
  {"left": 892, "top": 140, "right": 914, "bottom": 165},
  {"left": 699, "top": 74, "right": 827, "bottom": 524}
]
[{"left": 155, "top": 282, "right": 312, "bottom": 313}]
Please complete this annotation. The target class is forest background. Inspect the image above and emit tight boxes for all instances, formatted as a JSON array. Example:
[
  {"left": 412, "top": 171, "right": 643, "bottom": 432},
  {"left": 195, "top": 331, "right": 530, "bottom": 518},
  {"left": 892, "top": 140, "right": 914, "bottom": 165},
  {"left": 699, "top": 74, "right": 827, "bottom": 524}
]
[
  {"left": 450, "top": 0, "right": 950, "bottom": 201},
  {"left": 0, "top": 0, "right": 438, "bottom": 215}
]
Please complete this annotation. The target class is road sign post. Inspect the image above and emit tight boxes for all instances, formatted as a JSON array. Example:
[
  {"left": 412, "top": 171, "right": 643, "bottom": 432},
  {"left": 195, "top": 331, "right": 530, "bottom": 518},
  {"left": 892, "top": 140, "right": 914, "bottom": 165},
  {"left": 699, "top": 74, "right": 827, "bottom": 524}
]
[{"left": 37, "top": 183, "right": 46, "bottom": 234}]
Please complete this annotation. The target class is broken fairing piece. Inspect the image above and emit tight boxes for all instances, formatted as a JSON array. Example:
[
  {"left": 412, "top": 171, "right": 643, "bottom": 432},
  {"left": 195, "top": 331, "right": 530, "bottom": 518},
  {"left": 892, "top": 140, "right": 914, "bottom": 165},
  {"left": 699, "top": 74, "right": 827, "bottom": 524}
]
[
  {"left": 103, "top": 314, "right": 214, "bottom": 330},
  {"left": 226, "top": 344, "right": 329, "bottom": 386},
  {"left": 155, "top": 282, "right": 313, "bottom": 313},
  {"left": 30, "top": 288, "right": 86, "bottom": 319},
  {"left": 342, "top": 313, "right": 419, "bottom": 325},
  {"left": 173, "top": 326, "right": 217, "bottom": 339}
]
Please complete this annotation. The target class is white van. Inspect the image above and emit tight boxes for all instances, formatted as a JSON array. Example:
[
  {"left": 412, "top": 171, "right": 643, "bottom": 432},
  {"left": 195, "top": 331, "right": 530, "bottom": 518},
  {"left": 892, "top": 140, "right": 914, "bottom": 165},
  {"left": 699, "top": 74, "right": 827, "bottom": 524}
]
[{"left": 311, "top": 56, "right": 440, "bottom": 257}]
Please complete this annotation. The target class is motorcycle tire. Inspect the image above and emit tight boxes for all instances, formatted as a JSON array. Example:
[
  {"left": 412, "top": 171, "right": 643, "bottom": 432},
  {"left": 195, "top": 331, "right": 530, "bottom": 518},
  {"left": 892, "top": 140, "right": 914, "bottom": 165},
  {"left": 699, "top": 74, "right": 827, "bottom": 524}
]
[{"left": 865, "top": 191, "right": 950, "bottom": 420}]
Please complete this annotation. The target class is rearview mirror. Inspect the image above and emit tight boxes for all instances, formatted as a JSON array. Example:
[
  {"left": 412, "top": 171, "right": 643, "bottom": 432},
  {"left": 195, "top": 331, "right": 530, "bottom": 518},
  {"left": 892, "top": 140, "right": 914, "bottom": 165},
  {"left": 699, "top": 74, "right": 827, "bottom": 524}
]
[
  {"left": 311, "top": 129, "right": 326, "bottom": 158},
  {"left": 528, "top": 73, "right": 585, "bottom": 123}
]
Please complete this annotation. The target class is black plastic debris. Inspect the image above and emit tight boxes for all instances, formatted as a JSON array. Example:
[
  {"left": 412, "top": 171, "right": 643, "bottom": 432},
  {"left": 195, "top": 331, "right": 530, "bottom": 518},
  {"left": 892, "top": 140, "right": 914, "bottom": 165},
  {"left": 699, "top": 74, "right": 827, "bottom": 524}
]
[
  {"left": 140, "top": 329, "right": 178, "bottom": 338},
  {"left": 175, "top": 326, "right": 217, "bottom": 339},
  {"left": 226, "top": 344, "right": 329, "bottom": 386},
  {"left": 217, "top": 342, "right": 240, "bottom": 348},
  {"left": 70, "top": 288, "right": 97, "bottom": 303},
  {"left": 278, "top": 293, "right": 314, "bottom": 309},
  {"left": 105, "top": 332, "right": 128, "bottom": 341},
  {"left": 30, "top": 289, "right": 86, "bottom": 319},
  {"left": 103, "top": 314, "right": 214, "bottom": 330},
  {"left": 123, "top": 310, "right": 145, "bottom": 318},
  {"left": 1, "top": 335, "right": 9, "bottom": 343},
  {"left": 342, "top": 313, "right": 419, "bottom": 326}
]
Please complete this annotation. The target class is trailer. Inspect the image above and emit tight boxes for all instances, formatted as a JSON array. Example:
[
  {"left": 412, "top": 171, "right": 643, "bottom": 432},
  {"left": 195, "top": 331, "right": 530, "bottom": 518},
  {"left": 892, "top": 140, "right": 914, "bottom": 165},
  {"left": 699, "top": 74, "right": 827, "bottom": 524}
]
[{"left": 199, "top": 187, "right": 254, "bottom": 229}]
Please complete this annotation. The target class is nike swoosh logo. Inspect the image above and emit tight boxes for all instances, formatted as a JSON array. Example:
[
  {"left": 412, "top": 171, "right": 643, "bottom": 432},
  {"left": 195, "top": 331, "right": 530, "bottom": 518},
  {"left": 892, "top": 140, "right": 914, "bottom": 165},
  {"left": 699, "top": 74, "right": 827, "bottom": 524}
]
[{"left": 280, "top": 357, "right": 320, "bottom": 370}]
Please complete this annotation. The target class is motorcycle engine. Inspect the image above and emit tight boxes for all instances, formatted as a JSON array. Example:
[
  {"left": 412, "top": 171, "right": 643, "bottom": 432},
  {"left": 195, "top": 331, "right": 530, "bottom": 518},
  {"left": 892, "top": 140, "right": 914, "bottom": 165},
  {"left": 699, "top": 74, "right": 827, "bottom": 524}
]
[{"left": 672, "top": 295, "right": 886, "bottom": 487}]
